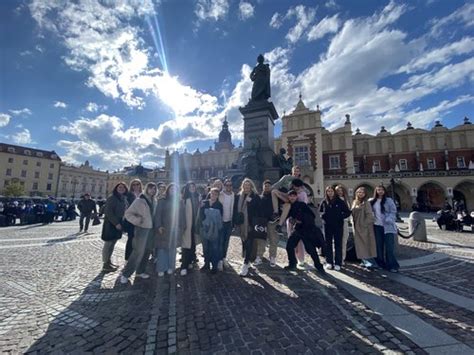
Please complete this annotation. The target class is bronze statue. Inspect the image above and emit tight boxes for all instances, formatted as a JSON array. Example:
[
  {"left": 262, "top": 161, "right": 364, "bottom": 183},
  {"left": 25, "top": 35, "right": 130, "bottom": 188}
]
[{"left": 250, "top": 54, "right": 271, "bottom": 102}]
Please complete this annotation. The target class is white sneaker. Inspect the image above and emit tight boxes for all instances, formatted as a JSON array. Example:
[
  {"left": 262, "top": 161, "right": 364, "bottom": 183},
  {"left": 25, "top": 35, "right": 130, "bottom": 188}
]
[
  {"left": 167, "top": 269, "right": 173, "bottom": 275},
  {"left": 119, "top": 275, "right": 129, "bottom": 284},
  {"left": 253, "top": 257, "right": 262, "bottom": 266},
  {"left": 180, "top": 269, "right": 187, "bottom": 276},
  {"left": 158, "top": 271, "right": 165, "bottom": 277},
  {"left": 325, "top": 264, "right": 334, "bottom": 270},
  {"left": 239, "top": 263, "right": 249, "bottom": 276},
  {"left": 270, "top": 257, "right": 276, "bottom": 267},
  {"left": 334, "top": 265, "right": 341, "bottom": 271},
  {"left": 136, "top": 273, "right": 150, "bottom": 279},
  {"left": 297, "top": 261, "right": 306, "bottom": 270},
  {"left": 217, "top": 260, "right": 224, "bottom": 271}
]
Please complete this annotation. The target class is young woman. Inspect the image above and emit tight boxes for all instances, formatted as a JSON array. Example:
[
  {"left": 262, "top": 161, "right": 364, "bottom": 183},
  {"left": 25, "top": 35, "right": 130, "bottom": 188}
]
[
  {"left": 124, "top": 179, "right": 143, "bottom": 261},
  {"left": 199, "top": 188, "right": 223, "bottom": 274},
  {"left": 335, "top": 185, "right": 350, "bottom": 264},
  {"left": 154, "top": 183, "right": 185, "bottom": 276},
  {"left": 101, "top": 182, "right": 129, "bottom": 273},
  {"left": 180, "top": 182, "right": 200, "bottom": 276},
  {"left": 351, "top": 187, "right": 377, "bottom": 269},
  {"left": 370, "top": 185, "right": 400, "bottom": 272},
  {"left": 120, "top": 182, "right": 157, "bottom": 284},
  {"left": 237, "top": 178, "right": 261, "bottom": 277},
  {"left": 320, "top": 186, "right": 351, "bottom": 271}
]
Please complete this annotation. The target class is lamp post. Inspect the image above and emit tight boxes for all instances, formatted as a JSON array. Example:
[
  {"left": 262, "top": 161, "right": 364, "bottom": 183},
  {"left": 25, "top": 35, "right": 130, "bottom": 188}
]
[{"left": 389, "top": 170, "right": 403, "bottom": 222}]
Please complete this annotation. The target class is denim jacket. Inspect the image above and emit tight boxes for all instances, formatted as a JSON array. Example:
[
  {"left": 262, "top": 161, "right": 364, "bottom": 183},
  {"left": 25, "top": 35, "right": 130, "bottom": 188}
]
[{"left": 370, "top": 197, "right": 397, "bottom": 235}]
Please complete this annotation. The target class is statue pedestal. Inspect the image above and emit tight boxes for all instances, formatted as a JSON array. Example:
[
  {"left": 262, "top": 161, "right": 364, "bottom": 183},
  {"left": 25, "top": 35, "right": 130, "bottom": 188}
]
[{"left": 238, "top": 100, "right": 279, "bottom": 184}]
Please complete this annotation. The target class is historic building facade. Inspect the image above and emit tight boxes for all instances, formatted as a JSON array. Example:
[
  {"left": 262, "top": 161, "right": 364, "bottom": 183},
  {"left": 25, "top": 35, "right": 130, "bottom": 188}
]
[
  {"left": 57, "top": 161, "right": 108, "bottom": 199},
  {"left": 0, "top": 143, "right": 61, "bottom": 197},
  {"left": 165, "top": 117, "right": 243, "bottom": 184},
  {"left": 276, "top": 98, "right": 474, "bottom": 211}
]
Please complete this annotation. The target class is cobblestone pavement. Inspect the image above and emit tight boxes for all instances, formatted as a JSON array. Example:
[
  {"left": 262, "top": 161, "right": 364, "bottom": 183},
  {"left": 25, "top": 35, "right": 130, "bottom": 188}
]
[{"left": 0, "top": 217, "right": 472, "bottom": 354}]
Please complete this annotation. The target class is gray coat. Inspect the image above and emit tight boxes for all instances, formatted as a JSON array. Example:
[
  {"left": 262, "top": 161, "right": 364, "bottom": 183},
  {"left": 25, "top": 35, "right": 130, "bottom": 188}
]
[{"left": 154, "top": 198, "right": 185, "bottom": 249}]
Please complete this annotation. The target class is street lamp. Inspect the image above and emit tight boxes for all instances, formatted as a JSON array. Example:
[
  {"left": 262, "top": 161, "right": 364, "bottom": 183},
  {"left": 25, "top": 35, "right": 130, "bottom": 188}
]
[{"left": 388, "top": 170, "right": 403, "bottom": 222}]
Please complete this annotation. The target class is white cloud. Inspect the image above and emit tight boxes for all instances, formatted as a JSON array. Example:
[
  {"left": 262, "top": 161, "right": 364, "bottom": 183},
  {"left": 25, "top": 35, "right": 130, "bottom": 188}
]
[
  {"left": 429, "top": 2, "right": 474, "bottom": 37},
  {"left": 239, "top": 1, "right": 254, "bottom": 21},
  {"left": 85, "top": 102, "right": 108, "bottom": 112},
  {"left": 0, "top": 113, "right": 11, "bottom": 127},
  {"left": 307, "top": 14, "right": 340, "bottom": 41},
  {"left": 195, "top": 0, "right": 229, "bottom": 22},
  {"left": 9, "top": 108, "right": 32, "bottom": 116},
  {"left": 11, "top": 129, "right": 33, "bottom": 145},
  {"left": 325, "top": 0, "right": 339, "bottom": 10},
  {"left": 285, "top": 5, "right": 316, "bottom": 43},
  {"left": 53, "top": 101, "right": 67, "bottom": 108},
  {"left": 269, "top": 13, "right": 282, "bottom": 28}
]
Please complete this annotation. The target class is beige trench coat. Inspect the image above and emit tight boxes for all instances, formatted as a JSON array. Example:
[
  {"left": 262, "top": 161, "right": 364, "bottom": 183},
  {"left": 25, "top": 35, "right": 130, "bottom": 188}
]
[{"left": 351, "top": 200, "right": 377, "bottom": 260}]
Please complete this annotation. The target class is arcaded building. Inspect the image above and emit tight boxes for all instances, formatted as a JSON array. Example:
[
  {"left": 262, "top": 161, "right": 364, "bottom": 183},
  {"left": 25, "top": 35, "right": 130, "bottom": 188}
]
[{"left": 276, "top": 98, "right": 474, "bottom": 211}]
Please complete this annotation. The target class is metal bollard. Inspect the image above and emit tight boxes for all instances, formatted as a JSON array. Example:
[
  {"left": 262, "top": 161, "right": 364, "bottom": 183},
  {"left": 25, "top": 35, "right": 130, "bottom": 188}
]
[{"left": 409, "top": 211, "right": 427, "bottom": 242}]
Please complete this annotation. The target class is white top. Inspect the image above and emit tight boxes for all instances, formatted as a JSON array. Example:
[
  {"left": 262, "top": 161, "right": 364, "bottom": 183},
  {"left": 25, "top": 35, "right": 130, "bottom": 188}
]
[
  {"left": 222, "top": 193, "right": 233, "bottom": 222},
  {"left": 373, "top": 199, "right": 384, "bottom": 226}
]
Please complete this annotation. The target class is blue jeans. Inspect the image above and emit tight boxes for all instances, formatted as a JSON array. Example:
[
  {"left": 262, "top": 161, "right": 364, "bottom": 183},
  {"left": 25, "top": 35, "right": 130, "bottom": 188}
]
[
  {"left": 374, "top": 225, "right": 400, "bottom": 271},
  {"left": 156, "top": 247, "right": 177, "bottom": 273},
  {"left": 202, "top": 236, "right": 221, "bottom": 270},
  {"left": 220, "top": 222, "right": 233, "bottom": 260},
  {"left": 122, "top": 227, "right": 153, "bottom": 278}
]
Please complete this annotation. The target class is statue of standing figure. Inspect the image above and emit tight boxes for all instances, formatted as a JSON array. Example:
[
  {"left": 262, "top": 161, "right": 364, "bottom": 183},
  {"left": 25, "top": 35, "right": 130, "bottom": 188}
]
[{"left": 250, "top": 54, "right": 271, "bottom": 102}]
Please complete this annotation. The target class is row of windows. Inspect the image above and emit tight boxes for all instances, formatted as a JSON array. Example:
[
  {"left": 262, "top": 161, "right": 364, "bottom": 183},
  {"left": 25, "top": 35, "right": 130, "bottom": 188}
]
[
  {"left": 61, "top": 182, "right": 104, "bottom": 193},
  {"left": 7, "top": 157, "right": 56, "bottom": 169},
  {"left": 4, "top": 180, "right": 52, "bottom": 191},
  {"left": 5, "top": 169, "right": 54, "bottom": 179},
  {"left": 189, "top": 170, "right": 225, "bottom": 180},
  {"left": 6, "top": 147, "right": 58, "bottom": 159}
]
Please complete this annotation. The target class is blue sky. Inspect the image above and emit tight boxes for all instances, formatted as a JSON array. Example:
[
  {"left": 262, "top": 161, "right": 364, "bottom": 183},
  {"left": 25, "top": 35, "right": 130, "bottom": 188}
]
[{"left": 0, "top": 0, "right": 473, "bottom": 171}]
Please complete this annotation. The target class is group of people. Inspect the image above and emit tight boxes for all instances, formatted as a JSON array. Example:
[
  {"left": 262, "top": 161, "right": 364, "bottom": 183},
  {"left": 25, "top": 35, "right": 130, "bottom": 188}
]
[
  {"left": 99, "top": 165, "right": 400, "bottom": 284},
  {"left": 435, "top": 199, "right": 473, "bottom": 232}
]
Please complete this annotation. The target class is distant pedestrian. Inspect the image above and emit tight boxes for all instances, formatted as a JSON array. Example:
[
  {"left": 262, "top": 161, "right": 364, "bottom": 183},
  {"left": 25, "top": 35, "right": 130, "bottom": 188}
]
[
  {"left": 180, "top": 182, "right": 200, "bottom": 276},
  {"left": 120, "top": 182, "right": 157, "bottom": 283},
  {"left": 101, "top": 182, "right": 128, "bottom": 273},
  {"left": 154, "top": 183, "right": 184, "bottom": 276},
  {"left": 124, "top": 179, "right": 143, "bottom": 261},
  {"left": 370, "top": 185, "right": 400, "bottom": 273},
  {"left": 77, "top": 193, "right": 97, "bottom": 233},
  {"left": 320, "top": 186, "right": 351, "bottom": 271},
  {"left": 351, "top": 187, "right": 377, "bottom": 269}
]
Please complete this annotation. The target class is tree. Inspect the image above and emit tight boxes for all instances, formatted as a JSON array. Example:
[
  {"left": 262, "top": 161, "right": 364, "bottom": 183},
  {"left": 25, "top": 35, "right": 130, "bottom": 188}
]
[{"left": 3, "top": 182, "right": 25, "bottom": 197}]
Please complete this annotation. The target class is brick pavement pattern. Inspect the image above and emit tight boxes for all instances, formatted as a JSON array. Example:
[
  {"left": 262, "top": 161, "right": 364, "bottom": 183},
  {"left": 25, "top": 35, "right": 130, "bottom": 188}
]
[{"left": 0, "top": 218, "right": 472, "bottom": 354}]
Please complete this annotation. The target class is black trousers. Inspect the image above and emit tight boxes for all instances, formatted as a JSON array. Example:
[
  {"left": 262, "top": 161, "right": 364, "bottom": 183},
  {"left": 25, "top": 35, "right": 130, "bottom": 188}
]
[
  {"left": 124, "top": 221, "right": 135, "bottom": 261},
  {"left": 79, "top": 213, "right": 91, "bottom": 231},
  {"left": 324, "top": 224, "right": 343, "bottom": 266},
  {"left": 181, "top": 231, "right": 196, "bottom": 270},
  {"left": 286, "top": 231, "right": 323, "bottom": 268}
]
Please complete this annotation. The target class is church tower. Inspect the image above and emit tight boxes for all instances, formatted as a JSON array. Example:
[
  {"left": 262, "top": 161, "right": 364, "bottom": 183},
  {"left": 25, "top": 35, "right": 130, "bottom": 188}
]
[{"left": 214, "top": 116, "right": 234, "bottom": 151}]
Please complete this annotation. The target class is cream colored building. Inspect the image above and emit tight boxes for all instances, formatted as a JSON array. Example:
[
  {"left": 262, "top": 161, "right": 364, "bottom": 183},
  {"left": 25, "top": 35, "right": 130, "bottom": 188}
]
[
  {"left": 276, "top": 97, "right": 474, "bottom": 211},
  {"left": 0, "top": 143, "right": 61, "bottom": 197},
  {"left": 58, "top": 161, "right": 108, "bottom": 199},
  {"left": 107, "top": 165, "right": 170, "bottom": 195}
]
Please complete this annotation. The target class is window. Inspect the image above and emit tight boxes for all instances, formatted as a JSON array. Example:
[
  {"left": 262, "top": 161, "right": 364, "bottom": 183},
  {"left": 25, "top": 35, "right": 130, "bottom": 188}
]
[
  {"left": 91, "top": 185, "right": 96, "bottom": 192},
  {"left": 21, "top": 170, "right": 27, "bottom": 178},
  {"left": 4, "top": 180, "right": 9, "bottom": 187},
  {"left": 6, "top": 168, "right": 12, "bottom": 176},
  {"left": 204, "top": 170, "right": 209, "bottom": 179},
  {"left": 50, "top": 163, "right": 55, "bottom": 169},
  {"left": 427, "top": 158, "right": 436, "bottom": 169},
  {"left": 353, "top": 161, "right": 360, "bottom": 173},
  {"left": 373, "top": 160, "right": 381, "bottom": 172},
  {"left": 36, "top": 152, "right": 43, "bottom": 157},
  {"left": 217, "top": 170, "right": 224, "bottom": 178},
  {"left": 399, "top": 159, "right": 408, "bottom": 171},
  {"left": 329, "top": 155, "right": 340, "bottom": 169},
  {"left": 36, "top": 161, "right": 41, "bottom": 167},
  {"left": 192, "top": 171, "right": 197, "bottom": 179},
  {"left": 34, "top": 171, "right": 40, "bottom": 179},
  {"left": 20, "top": 181, "right": 25, "bottom": 186},
  {"left": 457, "top": 156, "right": 466, "bottom": 168},
  {"left": 48, "top": 173, "right": 53, "bottom": 180},
  {"left": 62, "top": 182, "right": 67, "bottom": 190},
  {"left": 8, "top": 157, "right": 13, "bottom": 163},
  {"left": 32, "top": 182, "right": 38, "bottom": 190},
  {"left": 294, "top": 146, "right": 310, "bottom": 166},
  {"left": 46, "top": 183, "right": 52, "bottom": 191},
  {"left": 7, "top": 147, "right": 15, "bottom": 153},
  {"left": 99, "top": 185, "right": 103, "bottom": 193},
  {"left": 23, "top": 159, "right": 28, "bottom": 165},
  {"left": 25, "top": 150, "right": 31, "bottom": 155}
]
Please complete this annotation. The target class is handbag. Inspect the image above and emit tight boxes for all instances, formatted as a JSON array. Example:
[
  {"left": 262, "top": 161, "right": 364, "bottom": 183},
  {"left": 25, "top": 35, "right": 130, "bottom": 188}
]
[
  {"left": 249, "top": 217, "right": 267, "bottom": 240},
  {"left": 92, "top": 214, "right": 101, "bottom": 226}
]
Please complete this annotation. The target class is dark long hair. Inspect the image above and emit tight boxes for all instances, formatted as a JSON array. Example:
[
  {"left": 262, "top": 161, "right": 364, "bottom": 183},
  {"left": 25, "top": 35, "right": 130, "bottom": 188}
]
[
  {"left": 370, "top": 185, "right": 387, "bottom": 214},
  {"left": 112, "top": 182, "right": 128, "bottom": 198},
  {"left": 182, "top": 181, "right": 198, "bottom": 200},
  {"left": 165, "top": 183, "right": 178, "bottom": 200}
]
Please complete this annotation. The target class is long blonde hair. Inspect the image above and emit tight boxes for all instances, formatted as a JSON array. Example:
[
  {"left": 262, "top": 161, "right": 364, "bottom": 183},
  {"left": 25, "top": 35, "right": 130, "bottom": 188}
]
[
  {"left": 239, "top": 178, "right": 258, "bottom": 196},
  {"left": 352, "top": 187, "right": 367, "bottom": 208}
]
